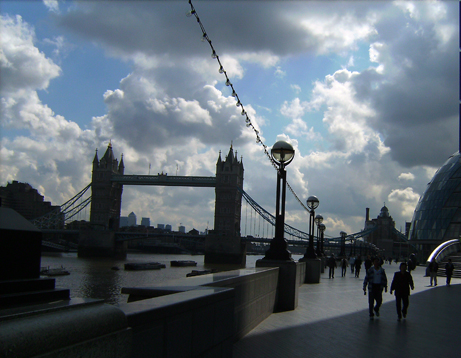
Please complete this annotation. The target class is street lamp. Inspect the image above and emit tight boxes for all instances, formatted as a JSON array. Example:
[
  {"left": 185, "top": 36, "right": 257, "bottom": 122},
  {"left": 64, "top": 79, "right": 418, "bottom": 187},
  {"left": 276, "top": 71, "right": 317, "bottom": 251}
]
[
  {"left": 263, "top": 141, "right": 295, "bottom": 261},
  {"left": 318, "top": 223, "right": 326, "bottom": 255},
  {"left": 315, "top": 214, "right": 323, "bottom": 256},
  {"left": 339, "top": 231, "right": 347, "bottom": 257},
  {"left": 303, "top": 195, "right": 319, "bottom": 259}
]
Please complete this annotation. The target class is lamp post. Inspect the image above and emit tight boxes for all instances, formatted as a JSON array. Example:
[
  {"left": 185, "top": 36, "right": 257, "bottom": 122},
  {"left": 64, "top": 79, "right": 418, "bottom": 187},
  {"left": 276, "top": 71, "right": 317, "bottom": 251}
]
[
  {"left": 318, "top": 223, "right": 326, "bottom": 255},
  {"left": 339, "top": 231, "right": 347, "bottom": 257},
  {"left": 263, "top": 141, "right": 295, "bottom": 261},
  {"left": 315, "top": 214, "right": 323, "bottom": 256},
  {"left": 303, "top": 196, "right": 319, "bottom": 259}
]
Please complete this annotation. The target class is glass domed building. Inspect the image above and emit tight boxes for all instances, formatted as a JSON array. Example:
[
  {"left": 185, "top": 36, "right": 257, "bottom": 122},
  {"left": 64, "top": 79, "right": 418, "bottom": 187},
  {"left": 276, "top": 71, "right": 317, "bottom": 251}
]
[{"left": 408, "top": 151, "right": 461, "bottom": 261}]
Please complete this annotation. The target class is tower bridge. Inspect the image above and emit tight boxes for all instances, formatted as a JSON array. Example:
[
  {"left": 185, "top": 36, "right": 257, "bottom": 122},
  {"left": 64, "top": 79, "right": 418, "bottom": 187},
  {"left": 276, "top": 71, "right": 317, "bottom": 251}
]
[
  {"left": 80, "top": 142, "right": 245, "bottom": 263},
  {"left": 34, "top": 142, "right": 386, "bottom": 261}
]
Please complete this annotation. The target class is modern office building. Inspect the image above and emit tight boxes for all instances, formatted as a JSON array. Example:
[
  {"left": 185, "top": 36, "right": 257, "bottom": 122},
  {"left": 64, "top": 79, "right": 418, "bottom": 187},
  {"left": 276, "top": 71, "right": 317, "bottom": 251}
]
[
  {"left": 140, "top": 217, "right": 150, "bottom": 227},
  {"left": 120, "top": 217, "right": 128, "bottom": 227},
  {"left": 408, "top": 151, "right": 461, "bottom": 261},
  {"left": 127, "top": 212, "right": 137, "bottom": 227}
]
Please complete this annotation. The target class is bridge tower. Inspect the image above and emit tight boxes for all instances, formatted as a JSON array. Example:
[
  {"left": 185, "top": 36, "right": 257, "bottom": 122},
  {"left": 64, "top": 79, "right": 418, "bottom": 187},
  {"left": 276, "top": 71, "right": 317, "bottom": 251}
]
[
  {"left": 89, "top": 142, "right": 124, "bottom": 229},
  {"left": 205, "top": 144, "right": 246, "bottom": 265},
  {"left": 79, "top": 142, "right": 126, "bottom": 258}
]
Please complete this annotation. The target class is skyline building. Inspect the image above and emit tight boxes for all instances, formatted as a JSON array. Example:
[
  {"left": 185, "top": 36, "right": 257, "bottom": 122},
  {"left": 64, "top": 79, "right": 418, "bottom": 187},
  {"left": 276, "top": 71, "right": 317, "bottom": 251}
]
[
  {"left": 408, "top": 151, "right": 461, "bottom": 261},
  {"left": 127, "top": 212, "right": 136, "bottom": 227},
  {"left": 0, "top": 181, "right": 62, "bottom": 223},
  {"left": 141, "top": 217, "right": 150, "bottom": 227}
]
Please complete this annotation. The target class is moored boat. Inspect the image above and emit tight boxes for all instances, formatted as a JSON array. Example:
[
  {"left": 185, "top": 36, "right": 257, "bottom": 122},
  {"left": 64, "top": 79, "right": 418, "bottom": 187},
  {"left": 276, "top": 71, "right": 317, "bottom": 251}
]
[
  {"left": 186, "top": 269, "right": 218, "bottom": 277},
  {"left": 40, "top": 267, "right": 70, "bottom": 276},
  {"left": 124, "top": 262, "right": 166, "bottom": 271},
  {"left": 170, "top": 260, "right": 197, "bottom": 267}
]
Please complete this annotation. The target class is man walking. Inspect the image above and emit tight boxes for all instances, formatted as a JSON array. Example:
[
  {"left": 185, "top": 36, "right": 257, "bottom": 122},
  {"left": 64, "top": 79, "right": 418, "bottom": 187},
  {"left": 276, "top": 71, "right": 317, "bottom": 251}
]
[
  {"left": 363, "top": 258, "right": 388, "bottom": 319},
  {"left": 445, "top": 258, "right": 455, "bottom": 286},
  {"left": 390, "top": 262, "right": 414, "bottom": 321},
  {"left": 428, "top": 258, "right": 439, "bottom": 286},
  {"left": 327, "top": 254, "right": 337, "bottom": 279}
]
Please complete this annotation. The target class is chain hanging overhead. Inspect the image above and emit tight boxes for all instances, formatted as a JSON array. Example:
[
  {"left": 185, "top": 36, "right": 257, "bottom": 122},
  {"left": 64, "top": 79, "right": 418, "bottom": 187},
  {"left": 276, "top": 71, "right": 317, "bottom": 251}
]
[{"left": 187, "top": 0, "right": 309, "bottom": 213}]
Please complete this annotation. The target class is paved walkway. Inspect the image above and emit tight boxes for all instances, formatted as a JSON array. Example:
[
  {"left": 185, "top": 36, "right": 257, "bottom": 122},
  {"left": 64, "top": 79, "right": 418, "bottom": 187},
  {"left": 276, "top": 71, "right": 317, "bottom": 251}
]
[{"left": 233, "top": 263, "right": 460, "bottom": 357}]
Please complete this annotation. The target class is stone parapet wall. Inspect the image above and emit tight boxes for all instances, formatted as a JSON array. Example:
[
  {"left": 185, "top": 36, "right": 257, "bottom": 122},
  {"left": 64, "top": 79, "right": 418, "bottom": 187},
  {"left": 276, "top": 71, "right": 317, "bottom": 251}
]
[
  {"left": 120, "top": 266, "right": 280, "bottom": 357},
  {"left": 0, "top": 299, "right": 131, "bottom": 358}
]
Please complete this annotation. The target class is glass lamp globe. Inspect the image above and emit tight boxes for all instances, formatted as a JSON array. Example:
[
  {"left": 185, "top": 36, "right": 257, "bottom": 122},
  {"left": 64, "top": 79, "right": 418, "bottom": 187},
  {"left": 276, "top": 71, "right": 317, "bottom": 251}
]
[
  {"left": 271, "top": 141, "right": 295, "bottom": 166},
  {"left": 306, "top": 195, "right": 319, "bottom": 210}
]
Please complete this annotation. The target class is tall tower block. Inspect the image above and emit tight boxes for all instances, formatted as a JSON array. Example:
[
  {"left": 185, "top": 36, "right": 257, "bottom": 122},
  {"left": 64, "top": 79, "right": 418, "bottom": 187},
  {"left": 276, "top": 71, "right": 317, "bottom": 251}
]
[
  {"left": 205, "top": 145, "right": 246, "bottom": 265},
  {"left": 90, "top": 143, "right": 124, "bottom": 229}
]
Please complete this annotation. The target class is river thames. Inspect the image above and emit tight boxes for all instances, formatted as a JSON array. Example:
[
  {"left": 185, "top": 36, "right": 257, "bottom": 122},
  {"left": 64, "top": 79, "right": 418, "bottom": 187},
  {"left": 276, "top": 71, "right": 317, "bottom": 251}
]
[{"left": 41, "top": 252, "right": 304, "bottom": 306}]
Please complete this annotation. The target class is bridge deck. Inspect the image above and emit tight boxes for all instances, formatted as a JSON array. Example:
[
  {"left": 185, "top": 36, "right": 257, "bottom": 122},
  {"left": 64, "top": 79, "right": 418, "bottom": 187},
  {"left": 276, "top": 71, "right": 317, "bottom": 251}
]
[{"left": 233, "top": 263, "right": 459, "bottom": 357}]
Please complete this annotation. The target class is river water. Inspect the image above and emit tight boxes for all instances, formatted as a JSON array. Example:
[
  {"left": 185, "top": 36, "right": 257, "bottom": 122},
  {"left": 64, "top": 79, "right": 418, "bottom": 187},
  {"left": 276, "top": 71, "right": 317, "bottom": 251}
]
[{"left": 41, "top": 252, "right": 303, "bottom": 306}]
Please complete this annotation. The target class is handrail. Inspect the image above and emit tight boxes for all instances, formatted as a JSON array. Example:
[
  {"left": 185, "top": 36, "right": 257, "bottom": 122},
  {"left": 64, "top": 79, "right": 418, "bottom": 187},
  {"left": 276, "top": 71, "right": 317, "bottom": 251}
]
[{"left": 426, "top": 238, "right": 461, "bottom": 263}]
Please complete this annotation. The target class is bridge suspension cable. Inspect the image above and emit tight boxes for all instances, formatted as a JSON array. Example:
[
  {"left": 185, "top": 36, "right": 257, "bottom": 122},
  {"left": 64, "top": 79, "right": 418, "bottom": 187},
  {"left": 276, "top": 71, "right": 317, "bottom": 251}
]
[
  {"left": 31, "top": 183, "right": 92, "bottom": 229},
  {"left": 187, "top": 1, "right": 309, "bottom": 214}
]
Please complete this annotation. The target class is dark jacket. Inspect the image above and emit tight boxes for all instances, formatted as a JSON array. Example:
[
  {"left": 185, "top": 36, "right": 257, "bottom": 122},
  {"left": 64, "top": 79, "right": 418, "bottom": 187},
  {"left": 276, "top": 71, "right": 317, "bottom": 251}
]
[
  {"left": 364, "top": 258, "right": 372, "bottom": 270},
  {"left": 327, "top": 257, "right": 337, "bottom": 268},
  {"left": 428, "top": 261, "right": 439, "bottom": 273},
  {"left": 390, "top": 271, "right": 414, "bottom": 296},
  {"left": 445, "top": 262, "right": 455, "bottom": 276}
]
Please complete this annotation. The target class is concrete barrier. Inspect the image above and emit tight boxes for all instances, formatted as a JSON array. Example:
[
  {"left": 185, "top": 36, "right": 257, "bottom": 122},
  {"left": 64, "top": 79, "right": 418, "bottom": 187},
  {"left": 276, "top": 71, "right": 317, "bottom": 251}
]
[
  {"left": 120, "top": 266, "right": 280, "bottom": 357},
  {"left": 0, "top": 298, "right": 131, "bottom": 358}
]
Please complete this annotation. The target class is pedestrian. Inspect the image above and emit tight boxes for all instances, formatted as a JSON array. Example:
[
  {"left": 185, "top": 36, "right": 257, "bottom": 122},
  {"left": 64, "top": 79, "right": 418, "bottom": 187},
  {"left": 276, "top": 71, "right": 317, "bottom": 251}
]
[
  {"left": 363, "top": 257, "right": 388, "bottom": 320},
  {"left": 354, "top": 256, "right": 362, "bottom": 278},
  {"left": 390, "top": 262, "right": 414, "bottom": 321},
  {"left": 364, "top": 255, "right": 373, "bottom": 272},
  {"left": 408, "top": 253, "right": 417, "bottom": 272},
  {"left": 445, "top": 258, "right": 454, "bottom": 286},
  {"left": 341, "top": 257, "right": 349, "bottom": 277},
  {"left": 327, "top": 254, "right": 337, "bottom": 279},
  {"left": 349, "top": 256, "right": 356, "bottom": 274},
  {"left": 428, "top": 258, "right": 439, "bottom": 286}
]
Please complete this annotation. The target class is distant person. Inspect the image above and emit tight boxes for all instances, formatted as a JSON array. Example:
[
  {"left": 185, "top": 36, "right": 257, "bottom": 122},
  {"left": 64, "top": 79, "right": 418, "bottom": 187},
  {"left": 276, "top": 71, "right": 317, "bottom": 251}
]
[
  {"left": 364, "top": 255, "right": 373, "bottom": 272},
  {"left": 327, "top": 254, "right": 337, "bottom": 279},
  {"left": 363, "top": 258, "right": 388, "bottom": 319},
  {"left": 341, "top": 257, "right": 349, "bottom": 277},
  {"left": 428, "top": 258, "right": 439, "bottom": 286},
  {"left": 390, "top": 262, "right": 414, "bottom": 321},
  {"left": 445, "top": 258, "right": 455, "bottom": 286},
  {"left": 349, "top": 256, "right": 356, "bottom": 274},
  {"left": 408, "top": 253, "right": 417, "bottom": 272},
  {"left": 354, "top": 256, "right": 362, "bottom": 278}
]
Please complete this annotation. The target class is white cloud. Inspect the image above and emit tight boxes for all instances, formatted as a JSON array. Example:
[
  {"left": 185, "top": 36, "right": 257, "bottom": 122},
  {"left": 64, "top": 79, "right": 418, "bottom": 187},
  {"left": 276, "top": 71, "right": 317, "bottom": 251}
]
[{"left": 398, "top": 172, "right": 415, "bottom": 181}]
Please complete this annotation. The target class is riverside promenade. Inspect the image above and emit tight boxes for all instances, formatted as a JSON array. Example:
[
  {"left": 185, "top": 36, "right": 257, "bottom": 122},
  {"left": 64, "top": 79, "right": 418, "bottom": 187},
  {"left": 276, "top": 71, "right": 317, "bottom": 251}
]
[{"left": 233, "top": 262, "right": 459, "bottom": 357}]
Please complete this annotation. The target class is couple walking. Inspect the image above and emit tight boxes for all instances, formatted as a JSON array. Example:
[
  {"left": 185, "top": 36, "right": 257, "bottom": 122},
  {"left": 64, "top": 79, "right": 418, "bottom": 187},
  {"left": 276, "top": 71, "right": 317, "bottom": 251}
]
[{"left": 363, "top": 258, "right": 414, "bottom": 321}]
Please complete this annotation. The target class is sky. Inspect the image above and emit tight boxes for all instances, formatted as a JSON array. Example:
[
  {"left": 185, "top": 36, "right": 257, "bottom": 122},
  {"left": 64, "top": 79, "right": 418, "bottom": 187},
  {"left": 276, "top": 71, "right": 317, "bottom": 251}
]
[{"left": 1, "top": 1, "right": 459, "bottom": 239}]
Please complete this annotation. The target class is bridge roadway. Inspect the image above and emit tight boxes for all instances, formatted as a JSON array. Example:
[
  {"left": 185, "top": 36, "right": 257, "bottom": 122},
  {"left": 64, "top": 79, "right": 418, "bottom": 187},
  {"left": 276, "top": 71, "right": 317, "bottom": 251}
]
[{"left": 233, "top": 263, "right": 459, "bottom": 357}]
